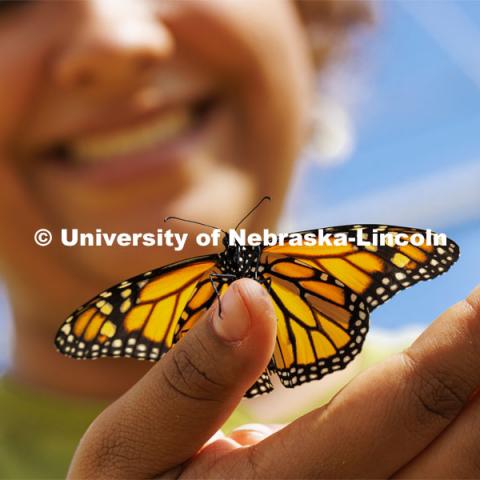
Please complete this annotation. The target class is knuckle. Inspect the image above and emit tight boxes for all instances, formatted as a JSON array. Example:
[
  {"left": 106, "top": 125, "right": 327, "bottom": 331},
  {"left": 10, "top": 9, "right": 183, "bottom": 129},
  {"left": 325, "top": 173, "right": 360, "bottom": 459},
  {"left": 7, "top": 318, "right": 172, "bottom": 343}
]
[
  {"left": 244, "top": 444, "right": 272, "bottom": 479},
  {"left": 401, "top": 350, "right": 468, "bottom": 427},
  {"left": 94, "top": 432, "right": 129, "bottom": 473},
  {"left": 75, "top": 420, "right": 141, "bottom": 478},
  {"left": 161, "top": 336, "right": 226, "bottom": 402},
  {"left": 242, "top": 432, "right": 297, "bottom": 479}
]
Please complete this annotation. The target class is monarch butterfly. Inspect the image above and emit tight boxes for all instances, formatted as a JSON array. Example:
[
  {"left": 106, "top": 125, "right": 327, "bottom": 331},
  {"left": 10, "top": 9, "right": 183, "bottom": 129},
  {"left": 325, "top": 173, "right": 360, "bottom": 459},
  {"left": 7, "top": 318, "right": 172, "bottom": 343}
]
[{"left": 55, "top": 197, "right": 459, "bottom": 397}]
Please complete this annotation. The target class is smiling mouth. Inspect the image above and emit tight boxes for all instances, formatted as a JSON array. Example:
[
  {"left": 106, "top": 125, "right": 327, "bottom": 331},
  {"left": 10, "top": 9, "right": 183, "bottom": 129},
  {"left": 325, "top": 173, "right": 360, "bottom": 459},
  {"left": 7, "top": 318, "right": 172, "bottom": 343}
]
[{"left": 38, "top": 95, "right": 219, "bottom": 168}]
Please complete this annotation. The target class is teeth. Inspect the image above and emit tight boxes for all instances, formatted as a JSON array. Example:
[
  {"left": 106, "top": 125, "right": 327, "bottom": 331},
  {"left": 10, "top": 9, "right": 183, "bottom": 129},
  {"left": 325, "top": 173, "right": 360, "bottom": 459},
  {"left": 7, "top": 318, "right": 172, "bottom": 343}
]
[{"left": 71, "top": 108, "right": 192, "bottom": 163}]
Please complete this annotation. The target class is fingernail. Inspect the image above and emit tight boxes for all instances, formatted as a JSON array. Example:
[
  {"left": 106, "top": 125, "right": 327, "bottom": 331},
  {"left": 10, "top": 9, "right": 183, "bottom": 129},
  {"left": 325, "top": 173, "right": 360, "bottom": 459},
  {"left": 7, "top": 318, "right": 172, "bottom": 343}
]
[{"left": 212, "top": 282, "right": 251, "bottom": 343}]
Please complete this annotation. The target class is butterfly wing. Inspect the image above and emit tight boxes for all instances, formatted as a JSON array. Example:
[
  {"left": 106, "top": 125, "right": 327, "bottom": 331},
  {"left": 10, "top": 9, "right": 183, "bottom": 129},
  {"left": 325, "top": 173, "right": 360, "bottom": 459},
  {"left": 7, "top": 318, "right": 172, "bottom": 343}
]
[
  {"left": 55, "top": 255, "right": 218, "bottom": 361},
  {"left": 173, "top": 277, "right": 229, "bottom": 342},
  {"left": 56, "top": 224, "right": 459, "bottom": 397},
  {"left": 264, "top": 225, "right": 459, "bottom": 310},
  {"left": 245, "top": 369, "right": 274, "bottom": 398},
  {"left": 258, "top": 256, "right": 368, "bottom": 389}
]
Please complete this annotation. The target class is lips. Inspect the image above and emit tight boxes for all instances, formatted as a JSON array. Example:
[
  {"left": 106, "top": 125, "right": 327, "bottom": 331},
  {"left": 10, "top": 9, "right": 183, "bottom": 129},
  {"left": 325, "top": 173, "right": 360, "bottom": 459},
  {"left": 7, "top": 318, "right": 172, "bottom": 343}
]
[
  {"left": 38, "top": 94, "right": 219, "bottom": 171},
  {"left": 68, "top": 107, "right": 192, "bottom": 164}
]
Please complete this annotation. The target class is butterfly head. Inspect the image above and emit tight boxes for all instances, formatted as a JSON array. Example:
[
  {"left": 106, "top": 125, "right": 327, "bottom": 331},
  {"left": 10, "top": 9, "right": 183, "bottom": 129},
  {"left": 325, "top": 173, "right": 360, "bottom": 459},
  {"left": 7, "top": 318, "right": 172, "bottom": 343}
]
[{"left": 166, "top": 195, "right": 270, "bottom": 278}]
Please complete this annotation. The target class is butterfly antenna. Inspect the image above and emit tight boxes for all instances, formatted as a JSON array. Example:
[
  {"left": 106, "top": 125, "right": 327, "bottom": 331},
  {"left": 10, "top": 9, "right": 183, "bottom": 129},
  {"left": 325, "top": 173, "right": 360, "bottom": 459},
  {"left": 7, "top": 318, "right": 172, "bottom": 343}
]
[
  {"left": 234, "top": 195, "right": 271, "bottom": 230},
  {"left": 164, "top": 216, "right": 227, "bottom": 235}
]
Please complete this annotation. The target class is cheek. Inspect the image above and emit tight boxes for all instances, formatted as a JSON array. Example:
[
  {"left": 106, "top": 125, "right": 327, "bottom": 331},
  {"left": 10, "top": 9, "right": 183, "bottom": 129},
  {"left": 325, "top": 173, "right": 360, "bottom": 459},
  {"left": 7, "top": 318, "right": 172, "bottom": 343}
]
[
  {"left": 169, "top": 0, "right": 313, "bottom": 133},
  {"left": 0, "top": 4, "right": 77, "bottom": 150},
  {"left": 0, "top": 10, "right": 71, "bottom": 283},
  {"left": 171, "top": 0, "right": 314, "bottom": 196},
  {"left": 0, "top": 38, "right": 42, "bottom": 149},
  {"left": 0, "top": 21, "right": 58, "bottom": 149}
]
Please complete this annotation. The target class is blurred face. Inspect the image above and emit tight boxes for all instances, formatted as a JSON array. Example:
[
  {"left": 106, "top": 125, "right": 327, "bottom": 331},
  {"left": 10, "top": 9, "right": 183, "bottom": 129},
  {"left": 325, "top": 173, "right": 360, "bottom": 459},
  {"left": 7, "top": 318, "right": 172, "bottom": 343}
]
[{"left": 0, "top": 0, "right": 313, "bottom": 331}]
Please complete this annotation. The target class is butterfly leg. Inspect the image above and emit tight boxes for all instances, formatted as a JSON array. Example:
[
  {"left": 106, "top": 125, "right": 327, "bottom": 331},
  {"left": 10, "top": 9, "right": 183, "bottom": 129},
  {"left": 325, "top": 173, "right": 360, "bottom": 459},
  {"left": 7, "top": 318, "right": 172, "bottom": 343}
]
[
  {"left": 254, "top": 250, "right": 272, "bottom": 293},
  {"left": 258, "top": 275, "right": 272, "bottom": 294},
  {"left": 208, "top": 272, "right": 236, "bottom": 317}
]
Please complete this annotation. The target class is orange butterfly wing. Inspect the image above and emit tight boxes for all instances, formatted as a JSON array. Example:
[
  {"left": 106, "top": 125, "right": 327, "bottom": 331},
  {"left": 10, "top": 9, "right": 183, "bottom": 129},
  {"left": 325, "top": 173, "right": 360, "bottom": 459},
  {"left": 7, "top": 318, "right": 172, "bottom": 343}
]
[
  {"left": 264, "top": 225, "right": 459, "bottom": 310},
  {"left": 55, "top": 256, "right": 218, "bottom": 361}
]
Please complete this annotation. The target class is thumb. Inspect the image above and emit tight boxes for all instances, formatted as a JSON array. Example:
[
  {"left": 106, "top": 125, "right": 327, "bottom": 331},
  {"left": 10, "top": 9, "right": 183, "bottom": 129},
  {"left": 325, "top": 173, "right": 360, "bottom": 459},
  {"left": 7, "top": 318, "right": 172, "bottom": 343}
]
[{"left": 68, "top": 278, "right": 277, "bottom": 479}]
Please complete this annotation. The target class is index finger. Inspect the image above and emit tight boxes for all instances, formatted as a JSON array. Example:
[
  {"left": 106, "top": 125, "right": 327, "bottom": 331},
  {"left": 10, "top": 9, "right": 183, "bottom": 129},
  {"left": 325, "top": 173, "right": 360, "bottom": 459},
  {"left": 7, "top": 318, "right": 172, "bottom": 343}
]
[{"left": 250, "top": 285, "right": 480, "bottom": 479}]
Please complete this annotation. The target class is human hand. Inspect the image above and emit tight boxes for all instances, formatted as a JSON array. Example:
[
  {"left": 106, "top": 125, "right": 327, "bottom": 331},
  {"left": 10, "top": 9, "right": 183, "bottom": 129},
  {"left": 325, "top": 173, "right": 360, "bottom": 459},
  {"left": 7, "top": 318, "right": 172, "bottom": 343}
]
[{"left": 68, "top": 281, "right": 480, "bottom": 479}]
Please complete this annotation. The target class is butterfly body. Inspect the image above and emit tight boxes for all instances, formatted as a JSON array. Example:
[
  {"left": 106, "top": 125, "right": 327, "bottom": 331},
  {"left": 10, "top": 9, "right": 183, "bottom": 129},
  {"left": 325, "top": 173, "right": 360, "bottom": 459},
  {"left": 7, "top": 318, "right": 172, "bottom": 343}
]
[
  {"left": 218, "top": 239, "right": 263, "bottom": 279},
  {"left": 55, "top": 223, "right": 459, "bottom": 398}
]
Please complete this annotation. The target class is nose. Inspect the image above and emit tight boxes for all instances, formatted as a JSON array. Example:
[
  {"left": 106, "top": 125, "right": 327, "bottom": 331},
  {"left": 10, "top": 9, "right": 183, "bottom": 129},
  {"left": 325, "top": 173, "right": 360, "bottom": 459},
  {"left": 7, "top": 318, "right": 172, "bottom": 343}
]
[{"left": 53, "top": 0, "right": 174, "bottom": 92}]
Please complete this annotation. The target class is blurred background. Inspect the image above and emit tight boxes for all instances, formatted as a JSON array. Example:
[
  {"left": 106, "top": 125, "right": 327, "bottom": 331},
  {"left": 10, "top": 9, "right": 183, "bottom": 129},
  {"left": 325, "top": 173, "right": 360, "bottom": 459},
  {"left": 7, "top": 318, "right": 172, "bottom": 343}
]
[{"left": 1, "top": 0, "right": 479, "bottom": 369}]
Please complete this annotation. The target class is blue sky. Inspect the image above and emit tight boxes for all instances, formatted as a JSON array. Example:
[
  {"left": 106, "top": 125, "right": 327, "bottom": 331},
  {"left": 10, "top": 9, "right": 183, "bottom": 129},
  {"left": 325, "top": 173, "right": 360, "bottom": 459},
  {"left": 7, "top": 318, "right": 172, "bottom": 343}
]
[{"left": 298, "top": 0, "right": 480, "bottom": 205}]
